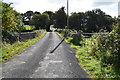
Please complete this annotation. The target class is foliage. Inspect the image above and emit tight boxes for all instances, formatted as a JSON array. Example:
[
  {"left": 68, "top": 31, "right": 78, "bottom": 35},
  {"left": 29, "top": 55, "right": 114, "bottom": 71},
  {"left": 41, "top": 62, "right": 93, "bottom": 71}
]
[
  {"left": 57, "top": 29, "right": 83, "bottom": 46},
  {"left": 54, "top": 7, "right": 67, "bottom": 28},
  {"left": 2, "top": 2, "right": 18, "bottom": 30},
  {"left": 69, "top": 9, "right": 116, "bottom": 32},
  {"left": 23, "top": 25, "right": 35, "bottom": 30},
  {"left": 2, "top": 30, "right": 18, "bottom": 44},
  {"left": 69, "top": 12, "right": 85, "bottom": 31},
  {"left": 89, "top": 25, "right": 120, "bottom": 77},
  {"left": 43, "top": 11, "right": 55, "bottom": 26},
  {"left": 71, "top": 43, "right": 102, "bottom": 78},
  {"left": 57, "top": 24, "right": 120, "bottom": 78},
  {"left": 21, "top": 8, "right": 117, "bottom": 32},
  {"left": 29, "top": 13, "right": 50, "bottom": 29},
  {"left": 22, "top": 11, "right": 34, "bottom": 25},
  {"left": 0, "top": 1, "right": 2, "bottom": 26},
  {"left": 10, "top": 13, "right": 24, "bottom": 32},
  {"left": 2, "top": 2, "right": 25, "bottom": 44}
]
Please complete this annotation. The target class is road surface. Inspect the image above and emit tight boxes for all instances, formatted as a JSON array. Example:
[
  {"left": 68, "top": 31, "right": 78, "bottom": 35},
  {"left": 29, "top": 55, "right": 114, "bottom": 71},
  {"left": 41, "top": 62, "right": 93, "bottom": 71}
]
[{"left": 1, "top": 32, "right": 89, "bottom": 78}]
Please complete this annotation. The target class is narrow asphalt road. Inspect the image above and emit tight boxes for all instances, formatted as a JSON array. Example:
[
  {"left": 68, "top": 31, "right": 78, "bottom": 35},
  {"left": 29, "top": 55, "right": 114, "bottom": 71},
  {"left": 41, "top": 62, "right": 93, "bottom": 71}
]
[{"left": 1, "top": 32, "right": 89, "bottom": 78}]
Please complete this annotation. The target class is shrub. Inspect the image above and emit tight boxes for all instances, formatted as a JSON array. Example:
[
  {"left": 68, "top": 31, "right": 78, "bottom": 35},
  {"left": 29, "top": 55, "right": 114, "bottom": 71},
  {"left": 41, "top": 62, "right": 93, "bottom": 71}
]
[{"left": 89, "top": 24, "right": 120, "bottom": 77}]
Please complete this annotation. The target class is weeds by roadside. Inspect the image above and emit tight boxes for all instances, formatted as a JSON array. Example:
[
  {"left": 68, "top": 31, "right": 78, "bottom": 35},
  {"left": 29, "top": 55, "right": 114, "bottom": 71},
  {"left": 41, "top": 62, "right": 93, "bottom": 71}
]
[{"left": 56, "top": 29, "right": 120, "bottom": 78}]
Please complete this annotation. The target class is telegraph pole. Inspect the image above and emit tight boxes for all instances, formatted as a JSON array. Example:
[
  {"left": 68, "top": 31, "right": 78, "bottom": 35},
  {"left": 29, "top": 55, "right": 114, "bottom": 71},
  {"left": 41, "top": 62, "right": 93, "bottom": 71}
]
[
  {"left": 50, "top": 0, "right": 69, "bottom": 53},
  {"left": 67, "top": 0, "right": 69, "bottom": 29}
]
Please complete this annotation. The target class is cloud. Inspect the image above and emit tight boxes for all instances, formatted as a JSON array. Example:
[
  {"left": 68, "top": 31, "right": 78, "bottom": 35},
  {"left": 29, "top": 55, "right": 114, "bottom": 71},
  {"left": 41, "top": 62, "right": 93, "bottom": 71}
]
[
  {"left": 3, "top": 0, "right": 21, "bottom": 5},
  {"left": 3, "top": 0, "right": 118, "bottom": 17},
  {"left": 93, "top": 0, "right": 117, "bottom": 2},
  {"left": 69, "top": 0, "right": 94, "bottom": 13},
  {"left": 119, "top": 1, "right": 120, "bottom": 16},
  {"left": 3, "top": 0, "right": 59, "bottom": 13},
  {"left": 47, "top": 0, "right": 66, "bottom": 4},
  {"left": 93, "top": 2, "right": 115, "bottom": 7},
  {"left": 93, "top": 2, "right": 118, "bottom": 17}
]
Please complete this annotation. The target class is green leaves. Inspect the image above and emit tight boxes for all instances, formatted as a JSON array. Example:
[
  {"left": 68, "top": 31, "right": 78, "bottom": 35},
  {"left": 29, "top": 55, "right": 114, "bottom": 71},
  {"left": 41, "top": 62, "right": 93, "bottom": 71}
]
[
  {"left": 54, "top": 7, "right": 67, "bottom": 29},
  {"left": 29, "top": 13, "right": 49, "bottom": 29},
  {"left": 69, "top": 9, "right": 116, "bottom": 32},
  {"left": 89, "top": 25, "right": 120, "bottom": 78},
  {"left": 2, "top": 2, "right": 18, "bottom": 30},
  {"left": 2, "top": 2, "right": 23, "bottom": 31}
]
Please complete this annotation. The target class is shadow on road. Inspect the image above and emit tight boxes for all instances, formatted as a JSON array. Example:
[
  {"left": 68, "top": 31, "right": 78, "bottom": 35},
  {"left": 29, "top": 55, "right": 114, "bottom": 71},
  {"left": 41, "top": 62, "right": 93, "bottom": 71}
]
[{"left": 50, "top": 39, "right": 64, "bottom": 53}]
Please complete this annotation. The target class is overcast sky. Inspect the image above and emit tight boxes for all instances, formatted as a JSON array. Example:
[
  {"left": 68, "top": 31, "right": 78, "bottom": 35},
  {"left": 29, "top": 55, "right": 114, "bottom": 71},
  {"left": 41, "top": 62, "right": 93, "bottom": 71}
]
[{"left": 3, "top": 0, "right": 118, "bottom": 17}]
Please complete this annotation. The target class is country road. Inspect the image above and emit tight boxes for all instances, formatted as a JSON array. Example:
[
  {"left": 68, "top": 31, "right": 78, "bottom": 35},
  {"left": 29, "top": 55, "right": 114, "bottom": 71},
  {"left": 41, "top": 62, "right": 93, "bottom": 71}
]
[{"left": 1, "top": 32, "right": 89, "bottom": 78}]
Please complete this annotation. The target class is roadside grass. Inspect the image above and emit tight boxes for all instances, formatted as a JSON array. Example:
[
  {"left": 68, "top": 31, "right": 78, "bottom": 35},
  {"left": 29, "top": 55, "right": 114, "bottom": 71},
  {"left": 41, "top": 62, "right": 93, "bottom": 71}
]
[
  {"left": 56, "top": 32, "right": 72, "bottom": 44},
  {"left": 24, "top": 25, "right": 35, "bottom": 30},
  {"left": 1, "top": 30, "right": 46, "bottom": 63},
  {"left": 56, "top": 31, "right": 117, "bottom": 78},
  {"left": 70, "top": 43, "right": 101, "bottom": 78}
]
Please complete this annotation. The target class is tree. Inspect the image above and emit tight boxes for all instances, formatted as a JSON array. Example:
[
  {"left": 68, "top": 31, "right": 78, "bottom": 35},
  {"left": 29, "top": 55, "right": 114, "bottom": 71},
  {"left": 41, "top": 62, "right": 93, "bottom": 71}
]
[
  {"left": 43, "top": 11, "right": 55, "bottom": 26},
  {"left": 84, "top": 9, "right": 116, "bottom": 32},
  {"left": 54, "top": 7, "right": 67, "bottom": 28},
  {"left": 34, "top": 11, "right": 40, "bottom": 15},
  {"left": 85, "top": 10, "right": 98, "bottom": 32},
  {"left": 2, "top": 2, "right": 24, "bottom": 43},
  {"left": 12, "top": 11, "right": 24, "bottom": 32},
  {"left": 68, "top": 9, "right": 116, "bottom": 32},
  {"left": 22, "top": 11, "right": 33, "bottom": 25},
  {"left": 69, "top": 12, "right": 85, "bottom": 31},
  {"left": 0, "top": 1, "right": 2, "bottom": 27},
  {"left": 29, "top": 13, "right": 49, "bottom": 29},
  {"left": 2, "top": 2, "right": 17, "bottom": 30}
]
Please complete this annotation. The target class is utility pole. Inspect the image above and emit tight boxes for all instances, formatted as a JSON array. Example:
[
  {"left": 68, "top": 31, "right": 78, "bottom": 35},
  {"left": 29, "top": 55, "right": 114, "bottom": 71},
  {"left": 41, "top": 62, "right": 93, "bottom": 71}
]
[
  {"left": 50, "top": 0, "right": 69, "bottom": 53},
  {"left": 67, "top": 0, "right": 69, "bottom": 29}
]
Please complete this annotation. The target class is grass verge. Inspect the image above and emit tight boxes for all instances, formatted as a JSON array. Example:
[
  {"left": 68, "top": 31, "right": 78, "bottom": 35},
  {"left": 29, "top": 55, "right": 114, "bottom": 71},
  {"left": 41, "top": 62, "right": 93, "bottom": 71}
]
[
  {"left": 1, "top": 30, "right": 46, "bottom": 63},
  {"left": 70, "top": 43, "right": 101, "bottom": 78},
  {"left": 56, "top": 32, "right": 117, "bottom": 78},
  {"left": 24, "top": 25, "right": 35, "bottom": 30}
]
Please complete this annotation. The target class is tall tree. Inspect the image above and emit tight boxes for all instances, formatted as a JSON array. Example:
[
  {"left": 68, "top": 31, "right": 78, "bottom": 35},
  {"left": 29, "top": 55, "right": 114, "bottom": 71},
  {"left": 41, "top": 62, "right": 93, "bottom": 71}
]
[
  {"left": 2, "top": 2, "right": 23, "bottom": 43},
  {"left": 54, "top": 7, "right": 67, "bottom": 28},
  {"left": 2, "top": 2, "right": 17, "bottom": 30},
  {"left": 0, "top": 1, "right": 2, "bottom": 27},
  {"left": 29, "top": 13, "right": 49, "bottom": 29},
  {"left": 12, "top": 11, "right": 24, "bottom": 32},
  {"left": 43, "top": 11, "right": 55, "bottom": 26},
  {"left": 68, "top": 9, "right": 116, "bottom": 32},
  {"left": 69, "top": 12, "right": 85, "bottom": 31},
  {"left": 85, "top": 9, "right": 115, "bottom": 32}
]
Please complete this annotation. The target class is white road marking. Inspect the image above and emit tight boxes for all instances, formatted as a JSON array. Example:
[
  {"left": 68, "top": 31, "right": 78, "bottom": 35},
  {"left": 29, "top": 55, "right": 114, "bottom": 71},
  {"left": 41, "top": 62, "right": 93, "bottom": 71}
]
[
  {"left": 49, "top": 60, "right": 62, "bottom": 63},
  {"left": 44, "top": 56, "right": 49, "bottom": 60}
]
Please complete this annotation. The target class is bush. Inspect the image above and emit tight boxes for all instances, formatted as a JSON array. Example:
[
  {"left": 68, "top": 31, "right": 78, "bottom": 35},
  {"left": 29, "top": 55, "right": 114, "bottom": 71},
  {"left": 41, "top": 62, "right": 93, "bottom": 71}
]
[
  {"left": 89, "top": 25, "right": 120, "bottom": 77},
  {"left": 2, "top": 30, "right": 18, "bottom": 44}
]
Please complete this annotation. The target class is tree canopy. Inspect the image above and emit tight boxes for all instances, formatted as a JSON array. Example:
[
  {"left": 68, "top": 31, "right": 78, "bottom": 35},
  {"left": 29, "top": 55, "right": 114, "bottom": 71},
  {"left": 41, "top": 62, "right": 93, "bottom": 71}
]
[
  {"left": 2, "top": 2, "right": 18, "bottom": 30},
  {"left": 29, "top": 13, "right": 49, "bottom": 29},
  {"left": 54, "top": 7, "right": 67, "bottom": 28},
  {"left": 69, "top": 12, "right": 85, "bottom": 31},
  {"left": 69, "top": 9, "right": 116, "bottom": 32},
  {"left": 2, "top": 1, "right": 117, "bottom": 32},
  {"left": 22, "top": 11, "right": 34, "bottom": 25},
  {"left": 43, "top": 11, "right": 55, "bottom": 27}
]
